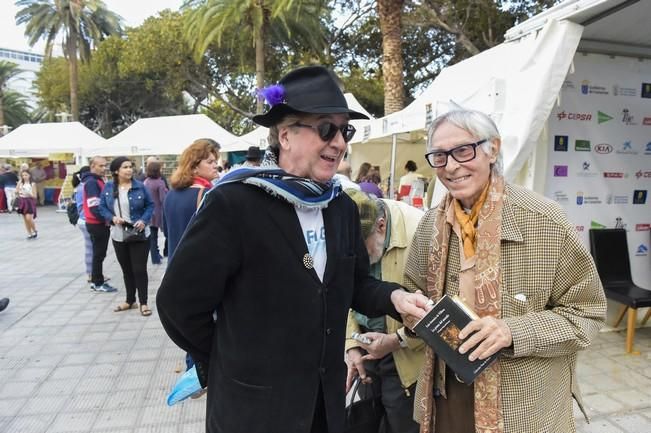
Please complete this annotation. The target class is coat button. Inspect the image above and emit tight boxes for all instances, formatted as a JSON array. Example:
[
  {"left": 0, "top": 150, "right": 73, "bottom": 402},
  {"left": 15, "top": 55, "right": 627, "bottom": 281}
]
[
  {"left": 319, "top": 367, "right": 327, "bottom": 374},
  {"left": 326, "top": 328, "right": 332, "bottom": 335}
]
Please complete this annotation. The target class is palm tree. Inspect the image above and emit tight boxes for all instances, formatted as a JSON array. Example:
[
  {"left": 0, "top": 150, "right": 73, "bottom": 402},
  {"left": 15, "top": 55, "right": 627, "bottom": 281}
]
[
  {"left": 377, "top": 0, "right": 405, "bottom": 115},
  {"left": 0, "top": 60, "right": 24, "bottom": 129},
  {"left": 15, "top": 0, "right": 123, "bottom": 121},
  {"left": 184, "top": 0, "right": 325, "bottom": 114},
  {"left": 2, "top": 90, "right": 32, "bottom": 129}
]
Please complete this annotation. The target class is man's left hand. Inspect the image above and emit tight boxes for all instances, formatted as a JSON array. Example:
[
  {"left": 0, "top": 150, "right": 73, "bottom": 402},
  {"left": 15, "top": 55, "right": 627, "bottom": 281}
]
[
  {"left": 358, "top": 332, "right": 400, "bottom": 361},
  {"left": 458, "top": 316, "right": 512, "bottom": 361},
  {"left": 390, "top": 290, "right": 430, "bottom": 321}
]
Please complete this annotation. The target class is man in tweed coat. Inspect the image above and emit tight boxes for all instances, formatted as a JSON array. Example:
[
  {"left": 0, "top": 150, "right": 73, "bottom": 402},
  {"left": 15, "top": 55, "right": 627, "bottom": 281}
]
[{"left": 403, "top": 109, "right": 606, "bottom": 433}]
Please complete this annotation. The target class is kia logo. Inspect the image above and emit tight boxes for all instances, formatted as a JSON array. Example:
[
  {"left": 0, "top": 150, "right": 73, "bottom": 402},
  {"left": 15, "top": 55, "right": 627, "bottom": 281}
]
[{"left": 595, "top": 144, "right": 613, "bottom": 154}]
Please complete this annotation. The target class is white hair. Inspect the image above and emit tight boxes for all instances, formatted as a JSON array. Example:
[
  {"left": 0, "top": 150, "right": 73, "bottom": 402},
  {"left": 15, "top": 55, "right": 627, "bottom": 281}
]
[{"left": 426, "top": 109, "right": 503, "bottom": 175}]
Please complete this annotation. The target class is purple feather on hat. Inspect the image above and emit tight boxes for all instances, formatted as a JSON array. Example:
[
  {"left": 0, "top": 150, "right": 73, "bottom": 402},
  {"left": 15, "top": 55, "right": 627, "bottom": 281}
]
[{"left": 258, "top": 84, "right": 285, "bottom": 107}]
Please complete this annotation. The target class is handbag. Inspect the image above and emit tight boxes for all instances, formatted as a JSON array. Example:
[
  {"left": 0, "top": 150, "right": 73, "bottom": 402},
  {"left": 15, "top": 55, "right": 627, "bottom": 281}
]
[
  {"left": 11, "top": 195, "right": 21, "bottom": 210},
  {"left": 117, "top": 194, "right": 147, "bottom": 243},
  {"left": 344, "top": 376, "right": 385, "bottom": 433}
]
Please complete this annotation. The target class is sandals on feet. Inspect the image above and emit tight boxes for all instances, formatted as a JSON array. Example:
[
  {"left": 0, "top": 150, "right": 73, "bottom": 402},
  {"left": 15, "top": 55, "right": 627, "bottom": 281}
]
[
  {"left": 140, "top": 304, "right": 152, "bottom": 316},
  {"left": 114, "top": 302, "right": 135, "bottom": 312}
]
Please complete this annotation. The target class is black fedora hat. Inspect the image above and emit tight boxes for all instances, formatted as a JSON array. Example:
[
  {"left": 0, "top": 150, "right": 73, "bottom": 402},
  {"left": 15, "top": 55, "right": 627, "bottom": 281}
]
[
  {"left": 253, "top": 65, "right": 369, "bottom": 127},
  {"left": 245, "top": 146, "right": 263, "bottom": 160}
]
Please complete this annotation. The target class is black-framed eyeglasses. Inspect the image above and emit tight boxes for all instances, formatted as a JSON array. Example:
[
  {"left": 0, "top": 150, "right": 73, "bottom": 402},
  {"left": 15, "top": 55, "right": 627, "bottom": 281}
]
[
  {"left": 424, "top": 139, "right": 488, "bottom": 168},
  {"left": 291, "top": 122, "right": 356, "bottom": 143}
]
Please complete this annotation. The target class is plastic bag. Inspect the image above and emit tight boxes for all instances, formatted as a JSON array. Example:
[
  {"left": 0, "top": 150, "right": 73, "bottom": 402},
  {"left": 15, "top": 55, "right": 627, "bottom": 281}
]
[{"left": 166, "top": 365, "right": 204, "bottom": 406}]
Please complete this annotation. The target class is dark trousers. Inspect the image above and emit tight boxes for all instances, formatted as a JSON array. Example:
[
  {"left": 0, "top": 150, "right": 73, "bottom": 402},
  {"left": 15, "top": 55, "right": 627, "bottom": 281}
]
[
  {"left": 112, "top": 239, "right": 149, "bottom": 305},
  {"left": 86, "top": 223, "right": 110, "bottom": 286},
  {"left": 434, "top": 366, "right": 475, "bottom": 433},
  {"left": 364, "top": 355, "right": 420, "bottom": 433},
  {"left": 149, "top": 226, "right": 162, "bottom": 264}
]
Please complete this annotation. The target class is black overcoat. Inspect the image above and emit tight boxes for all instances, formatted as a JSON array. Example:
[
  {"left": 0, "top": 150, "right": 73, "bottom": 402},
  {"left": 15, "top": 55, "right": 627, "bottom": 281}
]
[{"left": 157, "top": 183, "right": 402, "bottom": 433}]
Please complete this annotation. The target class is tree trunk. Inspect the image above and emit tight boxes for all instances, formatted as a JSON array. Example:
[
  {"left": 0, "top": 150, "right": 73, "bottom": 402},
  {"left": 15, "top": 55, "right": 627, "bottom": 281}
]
[
  {"left": 255, "top": 1, "right": 266, "bottom": 114},
  {"left": 377, "top": 0, "right": 405, "bottom": 115},
  {"left": 67, "top": 32, "right": 80, "bottom": 121}
]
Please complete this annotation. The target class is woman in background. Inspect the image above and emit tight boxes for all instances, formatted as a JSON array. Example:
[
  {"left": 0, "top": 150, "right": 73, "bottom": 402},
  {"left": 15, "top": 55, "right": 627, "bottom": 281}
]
[
  {"left": 354, "top": 161, "right": 371, "bottom": 183},
  {"left": 163, "top": 139, "right": 220, "bottom": 260},
  {"left": 16, "top": 170, "right": 38, "bottom": 239},
  {"left": 144, "top": 161, "right": 168, "bottom": 265},
  {"left": 99, "top": 157, "right": 154, "bottom": 316},
  {"left": 72, "top": 166, "right": 93, "bottom": 281}
]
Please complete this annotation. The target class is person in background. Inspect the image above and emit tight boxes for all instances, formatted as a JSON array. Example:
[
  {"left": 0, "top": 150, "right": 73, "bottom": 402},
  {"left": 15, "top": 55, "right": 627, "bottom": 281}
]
[
  {"left": 344, "top": 189, "right": 425, "bottom": 433},
  {"left": 72, "top": 166, "right": 94, "bottom": 282},
  {"left": 358, "top": 170, "right": 384, "bottom": 198},
  {"left": 3, "top": 164, "right": 18, "bottom": 213},
  {"left": 163, "top": 139, "right": 220, "bottom": 261},
  {"left": 156, "top": 65, "right": 430, "bottom": 433},
  {"left": 144, "top": 161, "right": 168, "bottom": 265},
  {"left": 334, "top": 159, "right": 360, "bottom": 191},
  {"left": 100, "top": 157, "right": 154, "bottom": 316},
  {"left": 0, "top": 165, "right": 7, "bottom": 212},
  {"left": 16, "top": 170, "right": 38, "bottom": 239},
  {"left": 399, "top": 161, "right": 421, "bottom": 190},
  {"left": 30, "top": 162, "right": 47, "bottom": 206},
  {"left": 242, "top": 146, "right": 263, "bottom": 167},
  {"left": 83, "top": 156, "right": 117, "bottom": 293},
  {"left": 162, "top": 138, "right": 220, "bottom": 371},
  {"left": 355, "top": 161, "right": 371, "bottom": 183},
  {"left": 403, "top": 109, "right": 606, "bottom": 433}
]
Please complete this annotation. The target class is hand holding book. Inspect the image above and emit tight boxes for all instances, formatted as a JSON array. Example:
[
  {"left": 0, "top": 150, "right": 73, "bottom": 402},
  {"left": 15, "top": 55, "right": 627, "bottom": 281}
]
[{"left": 412, "top": 295, "right": 511, "bottom": 384}]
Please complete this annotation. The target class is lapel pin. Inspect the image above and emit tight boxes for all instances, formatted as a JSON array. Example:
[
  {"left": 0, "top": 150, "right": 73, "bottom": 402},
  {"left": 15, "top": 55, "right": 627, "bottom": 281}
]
[{"left": 303, "top": 253, "right": 314, "bottom": 269}]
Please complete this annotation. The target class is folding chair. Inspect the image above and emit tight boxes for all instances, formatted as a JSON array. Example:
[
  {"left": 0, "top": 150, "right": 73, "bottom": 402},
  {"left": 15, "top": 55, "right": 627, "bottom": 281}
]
[{"left": 589, "top": 228, "right": 651, "bottom": 353}]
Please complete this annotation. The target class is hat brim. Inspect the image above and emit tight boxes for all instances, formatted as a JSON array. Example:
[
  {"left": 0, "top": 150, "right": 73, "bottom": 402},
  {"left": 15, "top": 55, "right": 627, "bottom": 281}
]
[{"left": 253, "top": 104, "right": 369, "bottom": 127}]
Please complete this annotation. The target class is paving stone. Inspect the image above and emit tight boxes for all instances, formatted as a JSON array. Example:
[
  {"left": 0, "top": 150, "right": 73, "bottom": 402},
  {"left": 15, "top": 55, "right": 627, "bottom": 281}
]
[
  {"left": 92, "top": 408, "right": 139, "bottom": 430},
  {"left": 609, "top": 413, "right": 651, "bottom": 431},
  {"left": 578, "top": 417, "right": 626, "bottom": 433},
  {"left": 47, "top": 411, "right": 97, "bottom": 432},
  {"left": 19, "top": 396, "right": 67, "bottom": 415},
  {"left": 0, "top": 398, "right": 27, "bottom": 417}
]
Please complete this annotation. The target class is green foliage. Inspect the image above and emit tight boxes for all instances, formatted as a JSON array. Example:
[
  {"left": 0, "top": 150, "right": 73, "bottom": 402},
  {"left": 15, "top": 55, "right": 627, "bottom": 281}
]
[
  {"left": 33, "top": 56, "right": 70, "bottom": 117},
  {"left": 2, "top": 90, "right": 32, "bottom": 127}
]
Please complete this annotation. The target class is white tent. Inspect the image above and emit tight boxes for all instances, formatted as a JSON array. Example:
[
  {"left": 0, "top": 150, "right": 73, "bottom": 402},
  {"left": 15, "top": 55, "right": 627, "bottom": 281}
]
[
  {"left": 0, "top": 122, "right": 107, "bottom": 161},
  {"left": 99, "top": 114, "right": 242, "bottom": 156}
]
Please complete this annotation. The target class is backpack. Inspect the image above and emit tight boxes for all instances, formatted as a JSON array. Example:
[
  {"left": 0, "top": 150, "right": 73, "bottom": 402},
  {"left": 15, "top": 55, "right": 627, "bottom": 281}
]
[{"left": 67, "top": 201, "right": 79, "bottom": 225}]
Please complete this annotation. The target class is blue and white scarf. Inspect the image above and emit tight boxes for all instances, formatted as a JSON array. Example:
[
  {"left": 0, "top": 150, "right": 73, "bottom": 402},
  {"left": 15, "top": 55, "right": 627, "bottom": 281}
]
[{"left": 209, "top": 149, "right": 342, "bottom": 209}]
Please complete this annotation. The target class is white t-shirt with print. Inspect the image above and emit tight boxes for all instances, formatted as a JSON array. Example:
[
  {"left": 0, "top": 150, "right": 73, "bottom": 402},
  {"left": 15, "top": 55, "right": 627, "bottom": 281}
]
[{"left": 295, "top": 207, "right": 327, "bottom": 282}]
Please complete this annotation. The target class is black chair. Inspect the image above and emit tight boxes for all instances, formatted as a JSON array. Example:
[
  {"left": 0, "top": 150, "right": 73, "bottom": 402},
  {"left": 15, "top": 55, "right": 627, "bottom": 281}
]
[{"left": 589, "top": 228, "right": 651, "bottom": 353}]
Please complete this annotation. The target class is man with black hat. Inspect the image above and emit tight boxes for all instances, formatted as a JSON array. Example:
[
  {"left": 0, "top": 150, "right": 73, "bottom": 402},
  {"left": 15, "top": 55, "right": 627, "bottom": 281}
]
[
  {"left": 157, "top": 65, "right": 431, "bottom": 433},
  {"left": 243, "top": 145, "right": 263, "bottom": 167}
]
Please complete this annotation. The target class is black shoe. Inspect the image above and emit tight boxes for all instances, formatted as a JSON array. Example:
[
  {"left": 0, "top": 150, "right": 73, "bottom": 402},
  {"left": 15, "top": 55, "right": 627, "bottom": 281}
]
[{"left": 0, "top": 298, "right": 9, "bottom": 312}]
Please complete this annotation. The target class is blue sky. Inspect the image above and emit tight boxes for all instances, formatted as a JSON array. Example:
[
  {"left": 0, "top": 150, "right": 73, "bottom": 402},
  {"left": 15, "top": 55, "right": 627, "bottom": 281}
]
[{"left": 0, "top": 0, "right": 184, "bottom": 54}]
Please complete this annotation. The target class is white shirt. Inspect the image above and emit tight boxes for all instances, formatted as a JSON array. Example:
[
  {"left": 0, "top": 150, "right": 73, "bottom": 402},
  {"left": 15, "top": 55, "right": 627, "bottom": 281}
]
[{"left": 295, "top": 207, "right": 327, "bottom": 282}]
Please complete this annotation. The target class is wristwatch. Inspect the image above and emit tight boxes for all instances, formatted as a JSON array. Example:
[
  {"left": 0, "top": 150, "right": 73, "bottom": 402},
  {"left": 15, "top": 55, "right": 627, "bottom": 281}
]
[{"left": 395, "top": 330, "right": 408, "bottom": 349}]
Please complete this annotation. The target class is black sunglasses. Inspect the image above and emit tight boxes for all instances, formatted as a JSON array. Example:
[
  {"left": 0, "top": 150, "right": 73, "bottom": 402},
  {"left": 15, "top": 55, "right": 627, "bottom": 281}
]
[
  {"left": 424, "top": 139, "right": 488, "bottom": 168},
  {"left": 292, "top": 122, "right": 356, "bottom": 143}
]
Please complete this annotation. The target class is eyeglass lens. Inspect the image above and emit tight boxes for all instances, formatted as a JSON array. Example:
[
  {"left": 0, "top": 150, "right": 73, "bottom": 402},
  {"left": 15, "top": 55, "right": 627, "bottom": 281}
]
[
  {"left": 427, "top": 141, "right": 485, "bottom": 167},
  {"left": 295, "top": 122, "right": 356, "bottom": 143}
]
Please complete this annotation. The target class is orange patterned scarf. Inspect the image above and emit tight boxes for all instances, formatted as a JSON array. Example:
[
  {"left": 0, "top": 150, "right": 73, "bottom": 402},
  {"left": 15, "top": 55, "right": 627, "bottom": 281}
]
[
  {"left": 453, "top": 181, "right": 490, "bottom": 258},
  {"left": 418, "top": 175, "right": 505, "bottom": 433}
]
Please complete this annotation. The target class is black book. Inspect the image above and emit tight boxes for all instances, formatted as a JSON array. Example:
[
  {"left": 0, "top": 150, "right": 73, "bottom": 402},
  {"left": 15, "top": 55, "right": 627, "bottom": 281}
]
[{"left": 412, "top": 294, "right": 500, "bottom": 384}]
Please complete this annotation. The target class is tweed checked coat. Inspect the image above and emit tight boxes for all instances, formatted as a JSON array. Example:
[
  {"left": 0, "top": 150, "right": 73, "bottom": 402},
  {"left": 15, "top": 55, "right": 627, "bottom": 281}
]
[
  {"left": 157, "top": 183, "right": 403, "bottom": 433},
  {"left": 403, "top": 183, "right": 606, "bottom": 433}
]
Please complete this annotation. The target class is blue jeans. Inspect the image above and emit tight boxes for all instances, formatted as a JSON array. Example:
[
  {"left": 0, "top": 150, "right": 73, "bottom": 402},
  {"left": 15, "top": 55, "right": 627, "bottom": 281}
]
[{"left": 149, "top": 226, "right": 162, "bottom": 264}]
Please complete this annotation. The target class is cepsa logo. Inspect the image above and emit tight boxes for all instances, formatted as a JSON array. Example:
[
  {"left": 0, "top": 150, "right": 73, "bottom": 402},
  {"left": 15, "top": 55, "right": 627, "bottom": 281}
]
[
  {"left": 635, "top": 170, "right": 651, "bottom": 179},
  {"left": 594, "top": 143, "right": 613, "bottom": 154},
  {"left": 575, "top": 226, "right": 585, "bottom": 232},
  {"left": 604, "top": 172, "right": 625, "bottom": 178},
  {"left": 636, "top": 224, "right": 650, "bottom": 231},
  {"left": 557, "top": 111, "right": 592, "bottom": 121}
]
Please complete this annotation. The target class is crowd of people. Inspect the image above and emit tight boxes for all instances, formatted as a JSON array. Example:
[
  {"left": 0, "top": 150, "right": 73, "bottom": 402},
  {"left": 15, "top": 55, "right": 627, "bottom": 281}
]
[{"left": 1, "top": 64, "right": 608, "bottom": 433}]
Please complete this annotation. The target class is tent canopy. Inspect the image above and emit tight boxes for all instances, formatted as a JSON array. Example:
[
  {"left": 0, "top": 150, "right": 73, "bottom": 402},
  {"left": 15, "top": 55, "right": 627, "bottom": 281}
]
[
  {"left": 100, "top": 114, "right": 240, "bottom": 156},
  {"left": 0, "top": 122, "right": 107, "bottom": 159}
]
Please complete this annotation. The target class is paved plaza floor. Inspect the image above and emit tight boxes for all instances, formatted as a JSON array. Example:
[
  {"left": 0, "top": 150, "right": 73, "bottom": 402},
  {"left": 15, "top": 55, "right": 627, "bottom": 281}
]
[{"left": 1, "top": 207, "right": 650, "bottom": 432}]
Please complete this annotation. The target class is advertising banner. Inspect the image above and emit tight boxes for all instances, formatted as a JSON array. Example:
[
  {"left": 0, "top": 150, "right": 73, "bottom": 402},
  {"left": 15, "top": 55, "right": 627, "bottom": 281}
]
[{"left": 545, "top": 53, "right": 650, "bottom": 288}]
